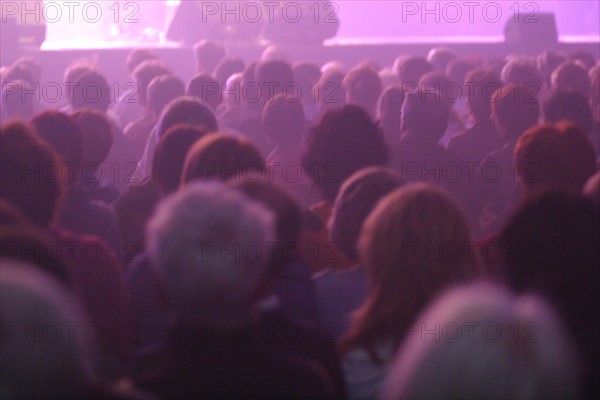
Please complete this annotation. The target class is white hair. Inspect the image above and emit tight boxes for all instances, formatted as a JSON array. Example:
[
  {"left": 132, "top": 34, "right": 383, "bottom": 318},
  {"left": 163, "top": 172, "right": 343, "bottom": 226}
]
[
  {"left": 146, "top": 182, "right": 275, "bottom": 324},
  {"left": 1, "top": 261, "right": 93, "bottom": 399},
  {"left": 382, "top": 282, "right": 580, "bottom": 400}
]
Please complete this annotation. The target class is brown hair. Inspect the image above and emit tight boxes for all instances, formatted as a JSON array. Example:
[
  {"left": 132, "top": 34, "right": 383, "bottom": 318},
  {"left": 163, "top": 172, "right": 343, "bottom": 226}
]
[
  {"left": 340, "top": 184, "right": 475, "bottom": 361},
  {"left": 181, "top": 133, "right": 265, "bottom": 185}
]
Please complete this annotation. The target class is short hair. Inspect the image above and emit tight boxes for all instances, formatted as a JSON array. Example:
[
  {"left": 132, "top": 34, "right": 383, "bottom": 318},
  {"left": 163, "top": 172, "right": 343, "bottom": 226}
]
[
  {"left": 0, "top": 121, "right": 64, "bottom": 226},
  {"left": 501, "top": 60, "right": 543, "bottom": 96},
  {"left": 497, "top": 192, "right": 599, "bottom": 388},
  {"left": 0, "top": 224, "right": 70, "bottom": 286},
  {"left": 492, "top": 84, "right": 540, "bottom": 140},
  {"left": 419, "top": 71, "right": 458, "bottom": 105},
  {"left": 316, "top": 69, "right": 346, "bottom": 113},
  {"left": 302, "top": 105, "right": 389, "bottom": 202},
  {"left": 157, "top": 96, "right": 218, "bottom": 138},
  {"left": 255, "top": 60, "right": 294, "bottom": 102},
  {"left": 13, "top": 56, "right": 42, "bottom": 82},
  {"left": 464, "top": 68, "right": 503, "bottom": 120},
  {"left": 193, "top": 39, "right": 226, "bottom": 74},
  {"left": 445, "top": 58, "right": 475, "bottom": 86},
  {"left": 1, "top": 261, "right": 92, "bottom": 398},
  {"left": 261, "top": 94, "right": 306, "bottom": 146},
  {"left": 377, "top": 85, "right": 406, "bottom": 141},
  {"left": 146, "top": 182, "right": 275, "bottom": 323},
  {"left": 62, "top": 62, "right": 95, "bottom": 104},
  {"left": 382, "top": 283, "right": 580, "bottom": 400},
  {"left": 186, "top": 73, "right": 222, "bottom": 112},
  {"left": 147, "top": 74, "right": 185, "bottom": 117},
  {"left": 343, "top": 66, "right": 383, "bottom": 114},
  {"left": 1, "top": 80, "right": 34, "bottom": 121},
  {"left": 2, "top": 63, "right": 36, "bottom": 87},
  {"left": 537, "top": 50, "right": 567, "bottom": 88},
  {"left": 214, "top": 57, "right": 246, "bottom": 86},
  {"left": 341, "top": 184, "right": 474, "bottom": 358},
  {"left": 543, "top": 90, "right": 593, "bottom": 133},
  {"left": 427, "top": 47, "right": 457, "bottom": 72},
  {"left": 132, "top": 60, "right": 171, "bottom": 106},
  {"left": 515, "top": 123, "right": 597, "bottom": 194},
  {"left": 152, "top": 124, "right": 209, "bottom": 195},
  {"left": 71, "top": 70, "right": 111, "bottom": 112},
  {"left": 31, "top": 111, "right": 84, "bottom": 167},
  {"left": 329, "top": 167, "right": 404, "bottom": 262},
  {"left": 395, "top": 56, "right": 434, "bottom": 86},
  {"left": 71, "top": 108, "right": 113, "bottom": 166},
  {"left": 569, "top": 50, "right": 596, "bottom": 71},
  {"left": 292, "top": 61, "right": 321, "bottom": 105},
  {"left": 181, "top": 133, "right": 265, "bottom": 185},
  {"left": 551, "top": 61, "right": 592, "bottom": 99},
  {"left": 125, "top": 48, "right": 159, "bottom": 74},
  {"left": 400, "top": 90, "right": 450, "bottom": 141},
  {"left": 229, "top": 179, "right": 303, "bottom": 287}
]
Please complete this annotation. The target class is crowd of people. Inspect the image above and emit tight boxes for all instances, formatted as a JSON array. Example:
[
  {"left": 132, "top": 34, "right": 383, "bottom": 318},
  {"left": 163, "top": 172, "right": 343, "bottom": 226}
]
[{"left": 1, "top": 40, "right": 599, "bottom": 399}]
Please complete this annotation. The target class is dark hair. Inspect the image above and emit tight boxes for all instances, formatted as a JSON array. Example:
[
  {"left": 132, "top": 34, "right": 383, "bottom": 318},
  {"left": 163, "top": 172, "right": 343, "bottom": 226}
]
[
  {"left": 330, "top": 167, "right": 404, "bottom": 262},
  {"left": 71, "top": 70, "right": 111, "bottom": 112},
  {"left": 181, "top": 133, "right": 265, "bottom": 185},
  {"left": 292, "top": 61, "right": 321, "bottom": 105},
  {"left": 126, "top": 48, "right": 159, "bottom": 74},
  {"left": 400, "top": 90, "right": 450, "bottom": 142},
  {"left": 157, "top": 96, "right": 218, "bottom": 138},
  {"left": 261, "top": 94, "right": 305, "bottom": 146},
  {"left": 71, "top": 108, "right": 113, "bottom": 165},
  {"left": 492, "top": 84, "right": 540, "bottom": 141},
  {"left": 193, "top": 39, "right": 226, "bottom": 73},
  {"left": 3, "top": 64, "right": 36, "bottom": 87},
  {"left": 132, "top": 60, "right": 171, "bottom": 105},
  {"left": 501, "top": 60, "right": 543, "bottom": 96},
  {"left": 377, "top": 85, "right": 406, "bottom": 142},
  {"left": 214, "top": 57, "right": 245, "bottom": 86},
  {"left": 186, "top": 74, "right": 222, "bottom": 112},
  {"left": 229, "top": 179, "right": 303, "bottom": 297},
  {"left": 537, "top": 50, "right": 567, "bottom": 88},
  {"left": 515, "top": 122, "right": 597, "bottom": 194},
  {"left": 302, "top": 105, "right": 389, "bottom": 202},
  {"left": 543, "top": 90, "right": 593, "bottom": 133},
  {"left": 31, "top": 111, "right": 84, "bottom": 167},
  {"left": 147, "top": 74, "right": 185, "bottom": 117},
  {"left": 1, "top": 80, "right": 34, "bottom": 121},
  {"left": 396, "top": 56, "right": 434, "bottom": 86},
  {"left": 0, "top": 224, "right": 71, "bottom": 286},
  {"left": 255, "top": 60, "right": 294, "bottom": 103},
  {"left": 152, "top": 124, "right": 209, "bottom": 194},
  {"left": 427, "top": 47, "right": 457, "bottom": 72},
  {"left": 0, "top": 121, "right": 64, "bottom": 226},
  {"left": 445, "top": 58, "right": 475, "bottom": 85},
  {"left": 551, "top": 61, "right": 592, "bottom": 99},
  {"left": 464, "top": 68, "right": 503, "bottom": 120},
  {"left": 497, "top": 191, "right": 599, "bottom": 386},
  {"left": 316, "top": 69, "right": 346, "bottom": 114},
  {"left": 343, "top": 66, "right": 383, "bottom": 114}
]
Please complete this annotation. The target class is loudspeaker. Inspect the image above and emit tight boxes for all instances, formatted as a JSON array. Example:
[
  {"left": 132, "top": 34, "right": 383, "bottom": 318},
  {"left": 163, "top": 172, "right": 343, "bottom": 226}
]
[
  {"left": 166, "top": 1, "right": 263, "bottom": 44},
  {"left": 504, "top": 13, "right": 558, "bottom": 54}
]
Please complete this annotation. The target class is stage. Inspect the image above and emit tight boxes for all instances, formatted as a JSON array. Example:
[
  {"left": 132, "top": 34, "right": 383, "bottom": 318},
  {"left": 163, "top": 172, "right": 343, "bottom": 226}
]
[{"left": 2, "top": 1, "right": 598, "bottom": 101}]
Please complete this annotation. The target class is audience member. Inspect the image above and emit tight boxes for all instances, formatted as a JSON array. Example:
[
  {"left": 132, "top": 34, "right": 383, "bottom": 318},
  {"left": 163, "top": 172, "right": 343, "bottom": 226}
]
[
  {"left": 340, "top": 184, "right": 476, "bottom": 399},
  {"left": 314, "top": 167, "right": 404, "bottom": 340},
  {"left": 382, "top": 283, "right": 580, "bottom": 400}
]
